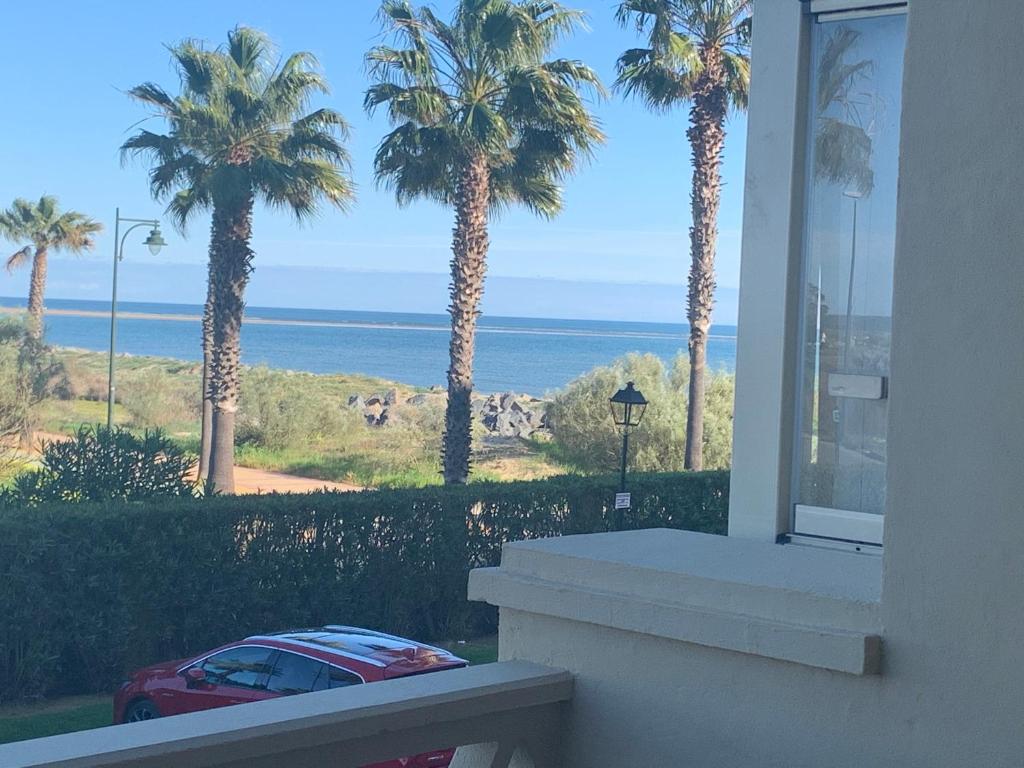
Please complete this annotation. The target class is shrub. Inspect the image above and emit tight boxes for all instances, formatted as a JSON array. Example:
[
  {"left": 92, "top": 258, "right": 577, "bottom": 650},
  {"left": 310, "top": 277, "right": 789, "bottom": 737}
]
[
  {"left": 547, "top": 353, "right": 733, "bottom": 472},
  {"left": 119, "top": 367, "right": 199, "bottom": 428},
  {"left": 0, "top": 470, "right": 727, "bottom": 700},
  {"left": 2, "top": 425, "right": 198, "bottom": 506},
  {"left": 237, "top": 366, "right": 357, "bottom": 449}
]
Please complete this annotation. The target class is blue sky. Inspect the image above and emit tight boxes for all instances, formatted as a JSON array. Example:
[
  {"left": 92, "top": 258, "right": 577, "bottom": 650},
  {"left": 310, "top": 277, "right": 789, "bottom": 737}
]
[{"left": 0, "top": 0, "right": 747, "bottom": 322}]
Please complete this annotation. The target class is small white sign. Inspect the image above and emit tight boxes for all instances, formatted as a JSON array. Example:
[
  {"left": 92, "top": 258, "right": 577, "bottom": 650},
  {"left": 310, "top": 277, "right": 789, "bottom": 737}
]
[{"left": 614, "top": 492, "right": 631, "bottom": 510}]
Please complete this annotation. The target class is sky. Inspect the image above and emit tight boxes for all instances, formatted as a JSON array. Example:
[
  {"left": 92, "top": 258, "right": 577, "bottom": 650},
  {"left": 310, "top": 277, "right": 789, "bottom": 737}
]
[{"left": 0, "top": 0, "right": 747, "bottom": 323}]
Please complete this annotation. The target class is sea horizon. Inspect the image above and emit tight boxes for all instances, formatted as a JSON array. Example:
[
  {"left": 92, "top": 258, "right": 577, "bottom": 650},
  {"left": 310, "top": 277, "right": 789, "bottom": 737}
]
[{"left": 0, "top": 296, "right": 737, "bottom": 396}]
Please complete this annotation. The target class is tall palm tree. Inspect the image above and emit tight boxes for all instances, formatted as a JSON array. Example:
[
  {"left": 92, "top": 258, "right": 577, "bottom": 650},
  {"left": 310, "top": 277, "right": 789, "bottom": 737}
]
[
  {"left": 0, "top": 196, "right": 102, "bottom": 342},
  {"left": 123, "top": 27, "right": 355, "bottom": 492},
  {"left": 366, "top": 0, "right": 604, "bottom": 484},
  {"left": 615, "top": 0, "right": 750, "bottom": 470}
]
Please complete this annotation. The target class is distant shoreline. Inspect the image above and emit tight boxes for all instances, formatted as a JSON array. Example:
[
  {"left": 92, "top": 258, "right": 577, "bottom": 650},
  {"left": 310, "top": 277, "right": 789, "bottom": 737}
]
[{"left": 0, "top": 306, "right": 739, "bottom": 342}]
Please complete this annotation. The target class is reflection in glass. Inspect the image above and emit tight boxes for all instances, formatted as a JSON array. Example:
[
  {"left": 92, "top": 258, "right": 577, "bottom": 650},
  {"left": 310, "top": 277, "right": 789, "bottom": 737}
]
[{"left": 794, "top": 13, "right": 906, "bottom": 521}]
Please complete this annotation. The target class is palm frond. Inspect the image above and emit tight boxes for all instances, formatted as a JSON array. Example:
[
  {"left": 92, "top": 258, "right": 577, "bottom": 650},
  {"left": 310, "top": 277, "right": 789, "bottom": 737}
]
[{"left": 5, "top": 246, "right": 32, "bottom": 273}]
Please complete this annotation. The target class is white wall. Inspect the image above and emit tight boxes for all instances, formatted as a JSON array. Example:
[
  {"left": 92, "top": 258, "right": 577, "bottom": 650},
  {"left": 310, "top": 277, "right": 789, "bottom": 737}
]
[{"left": 486, "top": 0, "right": 1024, "bottom": 765}]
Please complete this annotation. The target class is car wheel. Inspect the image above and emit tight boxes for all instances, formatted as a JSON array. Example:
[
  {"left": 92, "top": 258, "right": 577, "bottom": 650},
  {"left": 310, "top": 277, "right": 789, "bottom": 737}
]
[{"left": 125, "top": 699, "right": 161, "bottom": 723}]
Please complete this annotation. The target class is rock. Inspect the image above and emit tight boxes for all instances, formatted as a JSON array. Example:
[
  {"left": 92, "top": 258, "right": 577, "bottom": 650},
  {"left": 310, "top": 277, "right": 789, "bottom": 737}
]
[
  {"left": 407, "top": 393, "right": 431, "bottom": 406},
  {"left": 348, "top": 394, "right": 365, "bottom": 409},
  {"left": 385, "top": 388, "right": 399, "bottom": 406},
  {"left": 378, "top": 407, "right": 394, "bottom": 426},
  {"left": 366, "top": 394, "right": 384, "bottom": 407},
  {"left": 500, "top": 392, "right": 516, "bottom": 410},
  {"left": 363, "top": 402, "right": 384, "bottom": 425},
  {"left": 495, "top": 411, "right": 515, "bottom": 437}
]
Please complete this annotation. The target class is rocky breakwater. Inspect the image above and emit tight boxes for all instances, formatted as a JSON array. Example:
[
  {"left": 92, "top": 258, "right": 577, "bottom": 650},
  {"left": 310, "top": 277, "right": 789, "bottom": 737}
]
[{"left": 348, "top": 388, "right": 549, "bottom": 438}]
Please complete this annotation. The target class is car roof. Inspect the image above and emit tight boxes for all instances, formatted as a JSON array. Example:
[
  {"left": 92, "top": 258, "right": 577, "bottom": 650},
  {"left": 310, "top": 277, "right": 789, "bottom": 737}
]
[{"left": 244, "top": 626, "right": 467, "bottom": 673}]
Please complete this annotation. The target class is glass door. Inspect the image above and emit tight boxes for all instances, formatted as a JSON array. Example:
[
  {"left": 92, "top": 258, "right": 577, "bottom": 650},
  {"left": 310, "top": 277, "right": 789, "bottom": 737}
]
[{"left": 792, "top": 8, "right": 906, "bottom": 545}]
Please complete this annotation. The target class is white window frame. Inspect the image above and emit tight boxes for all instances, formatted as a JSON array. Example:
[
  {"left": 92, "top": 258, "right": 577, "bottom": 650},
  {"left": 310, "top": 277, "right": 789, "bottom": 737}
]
[{"left": 727, "top": 0, "right": 907, "bottom": 545}]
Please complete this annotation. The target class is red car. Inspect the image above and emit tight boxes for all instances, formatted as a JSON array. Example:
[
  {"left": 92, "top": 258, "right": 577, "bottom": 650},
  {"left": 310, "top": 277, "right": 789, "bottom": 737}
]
[{"left": 114, "top": 626, "right": 468, "bottom": 768}]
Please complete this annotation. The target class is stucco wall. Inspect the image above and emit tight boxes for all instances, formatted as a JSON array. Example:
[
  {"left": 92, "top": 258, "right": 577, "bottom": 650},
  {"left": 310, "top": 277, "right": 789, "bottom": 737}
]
[{"left": 488, "top": 1, "right": 1024, "bottom": 766}]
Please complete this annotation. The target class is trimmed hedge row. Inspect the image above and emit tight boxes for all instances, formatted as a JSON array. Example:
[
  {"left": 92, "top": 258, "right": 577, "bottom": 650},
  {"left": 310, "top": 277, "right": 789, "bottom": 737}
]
[{"left": 0, "top": 471, "right": 728, "bottom": 701}]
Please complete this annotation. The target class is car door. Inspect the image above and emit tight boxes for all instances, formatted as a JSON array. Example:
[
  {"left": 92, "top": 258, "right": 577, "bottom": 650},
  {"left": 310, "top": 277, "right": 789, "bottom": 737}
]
[{"left": 172, "top": 645, "right": 279, "bottom": 715}]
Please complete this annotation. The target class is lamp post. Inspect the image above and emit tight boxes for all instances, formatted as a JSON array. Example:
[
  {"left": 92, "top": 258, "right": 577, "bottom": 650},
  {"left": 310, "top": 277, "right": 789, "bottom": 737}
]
[
  {"left": 107, "top": 208, "right": 167, "bottom": 428},
  {"left": 609, "top": 381, "right": 648, "bottom": 502}
]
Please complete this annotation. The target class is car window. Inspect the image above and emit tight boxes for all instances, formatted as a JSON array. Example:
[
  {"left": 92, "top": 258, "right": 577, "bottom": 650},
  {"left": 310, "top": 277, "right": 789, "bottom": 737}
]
[
  {"left": 201, "top": 646, "right": 275, "bottom": 690},
  {"left": 267, "top": 652, "right": 328, "bottom": 695},
  {"left": 327, "top": 665, "right": 363, "bottom": 689}
]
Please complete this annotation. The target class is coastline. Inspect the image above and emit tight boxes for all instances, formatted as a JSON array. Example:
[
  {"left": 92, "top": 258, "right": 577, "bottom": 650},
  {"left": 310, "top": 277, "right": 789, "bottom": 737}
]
[{"left": 0, "top": 306, "right": 740, "bottom": 342}]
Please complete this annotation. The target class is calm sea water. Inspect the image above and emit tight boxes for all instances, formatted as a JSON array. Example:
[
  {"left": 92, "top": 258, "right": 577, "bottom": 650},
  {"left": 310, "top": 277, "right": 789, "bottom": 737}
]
[{"left": 0, "top": 297, "right": 736, "bottom": 396}]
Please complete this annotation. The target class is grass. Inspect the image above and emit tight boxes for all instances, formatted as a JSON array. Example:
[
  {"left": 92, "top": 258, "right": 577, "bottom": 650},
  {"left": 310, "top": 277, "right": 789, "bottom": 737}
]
[
  {"left": 0, "top": 637, "right": 498, "bottom": 745},
  {"left": 0, "top": 695, "right": 110, "bottom": 745},
  {"left": 439, "top": 636, "right": 499, "bottom": 666}
]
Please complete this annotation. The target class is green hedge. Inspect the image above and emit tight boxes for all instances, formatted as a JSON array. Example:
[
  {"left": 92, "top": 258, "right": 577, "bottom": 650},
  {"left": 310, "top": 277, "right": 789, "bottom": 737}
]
[{"left": 0, "top": 471, "right": 728, "bottom": 701}]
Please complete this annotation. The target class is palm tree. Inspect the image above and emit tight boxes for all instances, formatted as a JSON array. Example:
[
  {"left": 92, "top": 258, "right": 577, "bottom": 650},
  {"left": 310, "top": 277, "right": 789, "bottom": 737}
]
[
  {"left": 366, "top": 0, "right": 604, "bottom": 484},
  {"left": 0, "top": 196, "right": 102, "bottom": 342},
  {"left": 814, "top": 27, "right": 875, "bottom": 196},
  {"left": 615, "top": 0, "right": 750, "bottom": 470},
  {"left": 123, "top": 27, "right": 355, "bottom": 492}
]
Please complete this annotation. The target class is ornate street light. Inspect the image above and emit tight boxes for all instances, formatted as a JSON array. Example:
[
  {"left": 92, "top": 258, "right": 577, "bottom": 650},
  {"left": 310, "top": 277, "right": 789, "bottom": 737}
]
[
  {"left": 107, "top": 209, "right": 166, "bottom": 428},
  {"left": 609, "top": 381, "right": 648, "bottom": 500}
]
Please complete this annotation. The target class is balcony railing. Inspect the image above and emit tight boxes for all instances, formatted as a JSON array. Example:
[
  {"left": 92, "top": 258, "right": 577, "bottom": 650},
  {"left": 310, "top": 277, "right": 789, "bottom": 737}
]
[{"left": 0, "top": 662, "right": 571, "bottom": 768}]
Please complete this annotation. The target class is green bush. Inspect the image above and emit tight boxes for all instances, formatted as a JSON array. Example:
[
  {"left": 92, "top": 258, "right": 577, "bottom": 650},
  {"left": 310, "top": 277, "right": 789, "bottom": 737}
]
[
  {"left": 2, "top": 425, "right": 198, "bottom": 506},
  {"left": 119, "top": 367, "right": 199, "bottom": 429},
  {"left": 0, "top": 470, "right": 727, "bottom": 701},
  {"left": 547, "top": 353, "right": 734, "bottom": 472},
  {"left": 237, "top": 366, "right": 357, "bottom": 449}
]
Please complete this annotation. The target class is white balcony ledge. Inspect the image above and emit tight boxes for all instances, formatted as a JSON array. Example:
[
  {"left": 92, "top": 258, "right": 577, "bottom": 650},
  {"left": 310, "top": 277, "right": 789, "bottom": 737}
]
[
  {"left": 0, "top": 662, "right": 571, "bottom": 768},
  {"left": 470, "top": 529, "right": 883, "bottom": 676}
]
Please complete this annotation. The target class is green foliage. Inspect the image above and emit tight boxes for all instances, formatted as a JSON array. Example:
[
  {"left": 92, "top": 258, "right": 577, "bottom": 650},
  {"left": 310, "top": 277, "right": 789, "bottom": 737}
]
[
  {"left": 0, "top": 471, "right": 727, "bottom": 700},
  {"left": 118, "top": 367, "right": 200, "bottom": 429},
  {"left": 0, "top": 196, "right": 102, "bottom": 268},
  {"left": 2, "top": 426, "right": 198, "bottom": 506},
  {"left": 236, "top": 366, "right": 357, "bottom": 450},
  {"left": 122, "top": 26, "right": 355, "bottom": 230},
  {"left": 547, "top": 353, "right": 733, "bottom": 472},
  {"left": 614, "top": 0, "right": 751, "bottom": 112},
  {"left": 366, "top": 0, "right": 605, "bottom": 217}
]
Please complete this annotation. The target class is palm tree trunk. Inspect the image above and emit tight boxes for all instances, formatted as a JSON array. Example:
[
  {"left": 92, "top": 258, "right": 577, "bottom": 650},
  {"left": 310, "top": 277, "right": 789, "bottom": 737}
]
[
  {"left": 443, "top": 153, "right": 491, "bottom": 485},
  {"left": 684, "top": 45, "right": 729, "bottom": 472},
  {"left": 25, "top": 246, "right": 47, "bottom": 343},
  {"left": 198, "top": 250, "right": 215, "bottom": 481},
  {"left": 206, "top": 199, "right": 255, "bottom": 494}
]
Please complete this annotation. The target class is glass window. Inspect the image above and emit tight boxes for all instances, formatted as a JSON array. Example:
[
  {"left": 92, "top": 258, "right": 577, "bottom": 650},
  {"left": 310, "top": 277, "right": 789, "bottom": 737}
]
[
  {"left": 201, "top": 646, "right": 275, "bottom": 690},
  {"left": 327, "top": 666, "right": 363, "bottom": 689},
  {"left": 267, "top": 652, "right": 328, "bottom": 695},
  {"left": 793, "top": 10, "right": 906, "bottom": 542}
]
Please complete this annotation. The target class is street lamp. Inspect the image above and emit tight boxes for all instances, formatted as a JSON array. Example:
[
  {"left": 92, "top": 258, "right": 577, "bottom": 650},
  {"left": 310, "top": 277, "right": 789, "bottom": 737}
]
[
  {"left": 107, "top": 208, "right": 166, "bottom": 428},
  {"left": 609, "top": 381, "right": 648, "bottom": 498}
]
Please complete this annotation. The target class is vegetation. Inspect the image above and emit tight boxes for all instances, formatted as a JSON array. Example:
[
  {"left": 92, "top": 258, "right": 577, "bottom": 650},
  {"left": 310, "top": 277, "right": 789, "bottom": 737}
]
[
  {"left": 0, "top": 696, "right": 111, "bottom": 745},
  {"left": 546, "top": 352, "right": 732, "bottom": 473},
  {"left": 615, "top": 0, "right": 750, "bottom": 470},
  {"left": 0, "top": 196, "right": 102, "bottom": 342},
  {"left": 366, "top": 0, "right": 604, "bottom": 485},
  {"left": 22, "top": 348, "right": 568, "bottom": 488},
  {"left": 123, "top": 27, "right": 356, "bottom": 493},
  {"left": 0, "top": 470, "right": 727, "bottom": 701},
  {"left": 2, "top": 425, "right": 197, "bottom": 506}
]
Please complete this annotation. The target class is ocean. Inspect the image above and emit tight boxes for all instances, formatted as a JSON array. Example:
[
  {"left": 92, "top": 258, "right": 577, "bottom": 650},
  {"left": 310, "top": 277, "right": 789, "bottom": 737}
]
[{"left": 0, "top": 297, "right": 737, "bottom": 396}]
